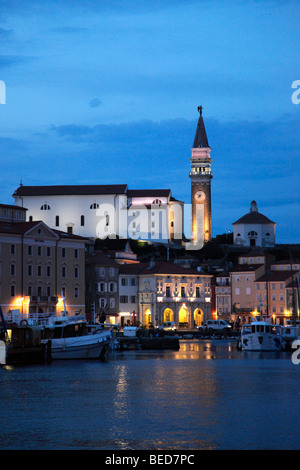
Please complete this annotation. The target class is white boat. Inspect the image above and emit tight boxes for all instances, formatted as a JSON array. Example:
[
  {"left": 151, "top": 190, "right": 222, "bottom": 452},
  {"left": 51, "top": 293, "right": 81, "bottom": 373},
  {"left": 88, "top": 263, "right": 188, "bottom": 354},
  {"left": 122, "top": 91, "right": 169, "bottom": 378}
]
[
  {"left": 239, "top": 319, "right": 283, "bottom": 351},
  {"left": 40, "top": 314, "right": 112, "bottom": 360}
]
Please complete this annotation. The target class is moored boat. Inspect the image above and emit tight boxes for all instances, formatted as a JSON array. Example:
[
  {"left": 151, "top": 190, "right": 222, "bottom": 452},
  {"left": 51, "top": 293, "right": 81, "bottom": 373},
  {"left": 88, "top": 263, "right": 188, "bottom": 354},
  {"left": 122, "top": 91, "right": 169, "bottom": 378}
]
[{"left": 238, "top": 318, "right": 283, "bottom": 351}]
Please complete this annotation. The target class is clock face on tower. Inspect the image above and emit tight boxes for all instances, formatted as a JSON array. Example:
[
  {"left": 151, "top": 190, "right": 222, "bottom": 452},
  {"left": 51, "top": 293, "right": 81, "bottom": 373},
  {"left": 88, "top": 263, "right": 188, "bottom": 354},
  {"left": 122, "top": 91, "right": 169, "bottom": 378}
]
[{"left": 195, "top": 190, "right": 206, "bottom": 202}]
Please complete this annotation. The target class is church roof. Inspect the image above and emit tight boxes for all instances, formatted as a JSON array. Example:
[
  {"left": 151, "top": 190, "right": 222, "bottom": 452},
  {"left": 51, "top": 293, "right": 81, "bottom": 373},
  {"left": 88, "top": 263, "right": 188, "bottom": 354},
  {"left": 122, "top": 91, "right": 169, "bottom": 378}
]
[
  {"left": 127, "top": 189, "right": 171, "bottom": 198},
  {"left": 13, "top": 184, "right": 128, "bottom": 197},
  {"left": 193, "top": 106, "right": 210, "bottom": 148},
  {"left": 233, "top": 201, "right": 275, "bottom": 225}
]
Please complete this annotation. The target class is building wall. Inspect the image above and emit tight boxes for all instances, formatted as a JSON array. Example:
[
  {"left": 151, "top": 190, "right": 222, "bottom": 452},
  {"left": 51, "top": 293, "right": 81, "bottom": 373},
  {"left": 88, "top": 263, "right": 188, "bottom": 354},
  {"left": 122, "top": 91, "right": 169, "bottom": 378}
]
[{"left": 0, "top": 223, "right": 86, "bottom": 317}]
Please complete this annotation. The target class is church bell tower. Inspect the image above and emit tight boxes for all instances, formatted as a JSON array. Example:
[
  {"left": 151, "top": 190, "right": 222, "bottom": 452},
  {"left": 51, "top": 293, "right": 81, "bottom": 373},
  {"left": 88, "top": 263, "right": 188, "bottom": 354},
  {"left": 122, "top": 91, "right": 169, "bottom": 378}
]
[{"left": 190, "top": 106, "right": 213, "bottom": 247}]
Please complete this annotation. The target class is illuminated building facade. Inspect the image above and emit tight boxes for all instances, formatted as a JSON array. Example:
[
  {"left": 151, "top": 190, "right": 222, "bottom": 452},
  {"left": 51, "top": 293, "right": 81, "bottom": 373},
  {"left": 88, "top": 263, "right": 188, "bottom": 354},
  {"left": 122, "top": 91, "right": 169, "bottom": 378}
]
[
  {"left": 13, "top": 185, "right": 184, "bottom": 243},
  {"left": 118, "top": 261, "right": 212, "bottom": 328},
  {"left": 0, "top": 205, "right": 87, "bottom": 317}
]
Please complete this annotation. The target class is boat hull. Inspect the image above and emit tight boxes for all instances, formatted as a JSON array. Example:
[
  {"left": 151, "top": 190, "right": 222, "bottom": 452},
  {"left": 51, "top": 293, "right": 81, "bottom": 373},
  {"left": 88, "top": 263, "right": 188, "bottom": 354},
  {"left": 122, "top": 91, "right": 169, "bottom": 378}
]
[
  {"left": 44, "top": 331, "right": 112, "bottom": 360},
  {"left": 241, "top": 333, "right": 282, "bottom": 351}
]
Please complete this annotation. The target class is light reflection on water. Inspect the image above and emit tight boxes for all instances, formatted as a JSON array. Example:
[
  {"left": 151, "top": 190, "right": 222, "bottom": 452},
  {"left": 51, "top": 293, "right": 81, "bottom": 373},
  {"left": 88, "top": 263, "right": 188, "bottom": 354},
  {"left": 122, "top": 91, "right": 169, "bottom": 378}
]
[{"left": 0, "top": 339, "right": 299, "bottom": 450}]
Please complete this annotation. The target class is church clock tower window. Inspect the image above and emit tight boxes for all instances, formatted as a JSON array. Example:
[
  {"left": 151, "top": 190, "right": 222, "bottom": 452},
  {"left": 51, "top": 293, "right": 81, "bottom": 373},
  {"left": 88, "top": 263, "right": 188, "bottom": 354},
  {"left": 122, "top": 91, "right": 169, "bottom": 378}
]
[{"left": 189, "top": 106, "right": 213, "bottom": 248}]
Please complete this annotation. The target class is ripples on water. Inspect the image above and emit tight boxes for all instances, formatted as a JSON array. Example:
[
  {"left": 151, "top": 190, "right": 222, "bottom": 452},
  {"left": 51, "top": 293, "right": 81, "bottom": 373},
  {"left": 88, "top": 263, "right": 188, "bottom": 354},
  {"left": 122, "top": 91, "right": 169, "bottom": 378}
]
[{"left": 1, "top": 339, "right": 299, "bottom": 450}]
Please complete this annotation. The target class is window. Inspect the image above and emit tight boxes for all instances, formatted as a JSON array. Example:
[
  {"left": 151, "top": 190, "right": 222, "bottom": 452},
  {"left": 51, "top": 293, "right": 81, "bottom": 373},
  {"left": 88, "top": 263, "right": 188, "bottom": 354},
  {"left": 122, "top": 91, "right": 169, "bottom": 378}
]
[
  {"left": 38, "top": 265, "right": 42, "bottom": 276},
  {"left": 62, "top": 266, "right": 66, "bottom": 278},
  {"left": 47, "top": 247, "right": 51, "bottom": 257},
  {"left": 47, "top": 266, "right": 51, "bottom": 277},
  {"left": 11, "top": 285, "right": 15, "bottom": 297},
  {"left": 235, "top": 288, "right": 240, "bottom": 295},
  {"left": 37, "top": 286, "right": 42, "bottom": 296},
  {"left": 74, "top": 287, "right": 79, "bottom": 298},
  {"left": 131, "top": 278, "right": 136, "bottom": 286},
  {"left": 98, "top": 282, "right": 106, "bottom": 292},
  {"left": 55, "top": 215, "right": 59, "bottom": 227},
  {"left": 81, "top": 215, "right": 85, "bottom": 226},
  {"left": 152, "top": 199, "right": 162, "bottom": 205},
  {"left": 27, "top": 285, "right": 32, "bottom": 296},
  {"left": 38, "top": 246, "right": 42, "bottom": 256},
  {"left": 181, "top": 286, "right": 186, "bottom": 297},
  {"left": 47, "top": 286, "right": 51, "bottom": 297},
  {"left": 131, "top": 295, "right": 136, "bottom": 303},
  {"left": 41, "top": 204, "right": 50, "bottom": 210},
  {"left": 108, "top": 282, "right": 114, "bottom": 292},
  {"left": 256, "top": 284, "right": 260, "bottom": 290},
  {"left": 166, "top": 286, "right": 171, "bottom": 297},
  {"left": 106, "top": 215, "right": 109, "bottom": 226},
  {"left": 109, "top": 298, "right": 115, "bottom": 308},
  {"left": 28, "top": 245, "right": 32, "bottom": 256},
  {"left": 120, "top": 295, "right": 128, "bottom": 303},
  {"left": 75, "top": 267, "right": 79, "bottom": 278},
  {"left": 62, "top": 248, "right": 66, "bottom": 258},
  {"left": 109, "top": 267, "right": 114, "bottom": 277},
  {"left": 10, "top": 264, "right": 15, "bottom": 276},
  {"left": 246, "top": 287, "right": 251, "bottom": 295},
  {"left": 99, "top": 298, "right": 107, "bottom": 308},
  {"left": 121, "top": 278, "right": 127, "bottom": 286},
  {"left": 196, "top": 286, "right": 200, "bottom": 297},
  {"left": 28, "top": 265, "right": 33, "bottom": 276},
  {"left": 90, "top": 203, "right": 99, "bottom": 209},
  {"left": 10, "top": 244, "right": 15, "bottom": 255},
  {"left": 74, "top": 249, "right": 78, "bottom": 259}
]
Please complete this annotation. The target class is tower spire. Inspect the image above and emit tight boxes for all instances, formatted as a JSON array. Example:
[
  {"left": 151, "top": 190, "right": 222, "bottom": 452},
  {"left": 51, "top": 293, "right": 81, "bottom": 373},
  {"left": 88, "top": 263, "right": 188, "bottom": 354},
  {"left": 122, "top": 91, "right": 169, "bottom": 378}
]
[{"left": 193, "top": 105, "right": 209, "bottom": 148}]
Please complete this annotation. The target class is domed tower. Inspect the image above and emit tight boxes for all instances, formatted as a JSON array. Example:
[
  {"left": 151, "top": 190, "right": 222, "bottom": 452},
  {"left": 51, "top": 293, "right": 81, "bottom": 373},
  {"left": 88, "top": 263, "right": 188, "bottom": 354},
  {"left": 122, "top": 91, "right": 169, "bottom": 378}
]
[{"left": 190, "top": 106, "right": 213, "bottom": 247}]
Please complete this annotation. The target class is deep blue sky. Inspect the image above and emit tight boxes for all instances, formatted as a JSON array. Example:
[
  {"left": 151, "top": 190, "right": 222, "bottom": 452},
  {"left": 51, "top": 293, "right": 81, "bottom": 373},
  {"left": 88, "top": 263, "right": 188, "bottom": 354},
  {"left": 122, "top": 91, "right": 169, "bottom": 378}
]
[{"left": 0, "top": 0, "right": 299, "bottom": 243}]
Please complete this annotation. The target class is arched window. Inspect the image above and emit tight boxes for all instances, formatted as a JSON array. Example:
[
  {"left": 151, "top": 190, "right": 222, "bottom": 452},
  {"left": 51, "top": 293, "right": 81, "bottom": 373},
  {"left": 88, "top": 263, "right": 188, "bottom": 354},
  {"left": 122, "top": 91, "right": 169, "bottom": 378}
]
[
  {"left": 40, "top": 204, "right": 50, "bottom": 210},
  {"left": 55, "top": 215, "right": 59, "bottom": 226},
  {"left": 90, "top": 203, "right": 99, "bottom": 209},
  {"left": 81, "top": 215, "right": 85, "bottom": 226},
  {"left": 152, "top": 199, "right": 162, "bottom": 206},
  {"left": 248, "top": 231, "right": 258, "bottom": 237}
]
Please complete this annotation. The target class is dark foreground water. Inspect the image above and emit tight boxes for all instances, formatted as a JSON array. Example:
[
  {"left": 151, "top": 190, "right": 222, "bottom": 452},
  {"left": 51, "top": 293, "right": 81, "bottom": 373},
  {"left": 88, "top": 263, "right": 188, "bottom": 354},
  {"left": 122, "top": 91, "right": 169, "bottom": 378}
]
[{"left": 1, "top": 339, "right": 300, "bottom": 450}]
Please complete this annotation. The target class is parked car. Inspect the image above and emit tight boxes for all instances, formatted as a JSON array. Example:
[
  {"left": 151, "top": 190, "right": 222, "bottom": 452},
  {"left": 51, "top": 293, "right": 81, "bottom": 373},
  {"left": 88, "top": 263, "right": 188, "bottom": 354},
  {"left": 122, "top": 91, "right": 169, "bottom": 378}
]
[
  {"left": 157, "top": 321, "right": 177, "bottom": 331},
  {"left": 197, "top": 320, "right": 231, "bottom": 333}
]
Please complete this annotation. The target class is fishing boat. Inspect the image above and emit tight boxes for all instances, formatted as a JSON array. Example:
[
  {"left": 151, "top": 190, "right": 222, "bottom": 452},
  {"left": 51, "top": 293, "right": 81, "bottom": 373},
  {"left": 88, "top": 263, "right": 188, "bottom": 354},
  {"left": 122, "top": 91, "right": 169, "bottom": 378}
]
[
  {"left": 238, "top": 317, "right": 283, "bottom": 351},
  {"left": 40, "top": 314, "right": 112, "bottom": 360},
  {"left": 1, "top": 304, "right": 112, "bottom": 361}
]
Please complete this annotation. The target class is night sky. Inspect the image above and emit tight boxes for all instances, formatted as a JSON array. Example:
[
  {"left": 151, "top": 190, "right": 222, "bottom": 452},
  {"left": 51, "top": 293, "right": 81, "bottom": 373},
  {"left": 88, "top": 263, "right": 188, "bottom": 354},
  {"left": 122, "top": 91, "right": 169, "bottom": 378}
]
[{"left": 0, "top": 0, "right": 299, "bottom": 243}]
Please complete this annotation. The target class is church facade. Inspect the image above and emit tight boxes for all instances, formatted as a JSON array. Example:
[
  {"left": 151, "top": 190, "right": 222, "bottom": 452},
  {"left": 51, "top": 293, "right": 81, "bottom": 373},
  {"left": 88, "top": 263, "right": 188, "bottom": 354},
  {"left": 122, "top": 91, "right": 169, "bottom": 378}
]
[
  {"left": 233, "top": 201, "right": 276, "bottom": 247},
  {"left": 13, "top": 185, "right": 184, "bottom": 243}
]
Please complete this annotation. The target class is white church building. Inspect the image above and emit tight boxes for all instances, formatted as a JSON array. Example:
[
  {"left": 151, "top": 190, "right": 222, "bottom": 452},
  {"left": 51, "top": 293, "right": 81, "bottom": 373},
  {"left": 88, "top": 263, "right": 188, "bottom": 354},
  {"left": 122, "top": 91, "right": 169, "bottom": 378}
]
[
  {"left": 13, "top": 184, "right": 184, "bottom": 243},
  {"left": 233, "top": 200, "right": 276, "bottom": 247}
]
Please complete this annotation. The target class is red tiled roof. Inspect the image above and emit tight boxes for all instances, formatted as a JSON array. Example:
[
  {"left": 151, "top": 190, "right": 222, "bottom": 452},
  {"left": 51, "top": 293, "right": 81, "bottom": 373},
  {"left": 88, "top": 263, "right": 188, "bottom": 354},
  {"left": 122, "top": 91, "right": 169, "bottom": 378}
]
[
  {"left": 119, "top": 261, "right": 210, "bottom": 276},
  {"left": 256, "top": 270, "right": 299, "bottom": 282}
]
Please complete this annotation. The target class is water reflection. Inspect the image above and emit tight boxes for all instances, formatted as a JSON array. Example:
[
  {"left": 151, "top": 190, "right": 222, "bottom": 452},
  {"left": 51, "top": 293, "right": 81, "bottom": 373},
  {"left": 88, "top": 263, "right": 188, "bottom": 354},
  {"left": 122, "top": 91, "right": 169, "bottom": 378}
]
[{"left": 0, "top": 339, "right": 298, "bottom": 450}]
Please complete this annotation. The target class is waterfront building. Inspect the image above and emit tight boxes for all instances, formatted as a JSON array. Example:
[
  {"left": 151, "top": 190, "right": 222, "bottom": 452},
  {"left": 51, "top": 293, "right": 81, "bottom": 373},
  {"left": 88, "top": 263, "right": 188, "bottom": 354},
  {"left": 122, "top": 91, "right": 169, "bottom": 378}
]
[
  {"left": 255, "top": 268, "right": 300, "bottom": 325},
  {"left": 85, "top": 251, "right": 120, "bottom": 324},
  {"left": 230, "top": 263, "right": 266, "bottom": 323},
  {"left": 0, "top": 204, "right": 87, "bottom": 316},
  {"left": 189, "top": 106, "right": 213, "bottom": 249},
  {"left": 117, "top": 261, "right": 212, "bottom": 328},
  {"left": 13, "top": 185, "right": 184, "bottom": 244},
  {"left": 214, "top": 273, "right": 231, "bottom": 321},
  {"left": 233, "top": 200, "right": 276, "bottom": 247}
]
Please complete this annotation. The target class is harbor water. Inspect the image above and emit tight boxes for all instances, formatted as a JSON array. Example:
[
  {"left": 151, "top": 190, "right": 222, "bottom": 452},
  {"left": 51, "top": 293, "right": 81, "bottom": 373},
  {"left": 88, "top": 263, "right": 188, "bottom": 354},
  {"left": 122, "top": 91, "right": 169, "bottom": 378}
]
[{"left": 1, "top": 339, "right": 300, "bottom": 450}]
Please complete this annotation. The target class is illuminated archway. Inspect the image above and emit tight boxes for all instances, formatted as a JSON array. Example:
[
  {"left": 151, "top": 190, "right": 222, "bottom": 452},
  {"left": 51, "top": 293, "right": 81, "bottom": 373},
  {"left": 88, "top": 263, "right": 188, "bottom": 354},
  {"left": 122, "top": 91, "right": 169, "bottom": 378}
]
[
  {"left": 178, "top": 306, "right": 189, "bottom": 326},
  {"left": 194, "top": 308, "right": 203, "bottom": 327},
  {"left": 163, "top": 308, "right": 174, "bottom": 322},
  {"left": 143, "top": 308, "right": 151, "bottom": 326}
]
